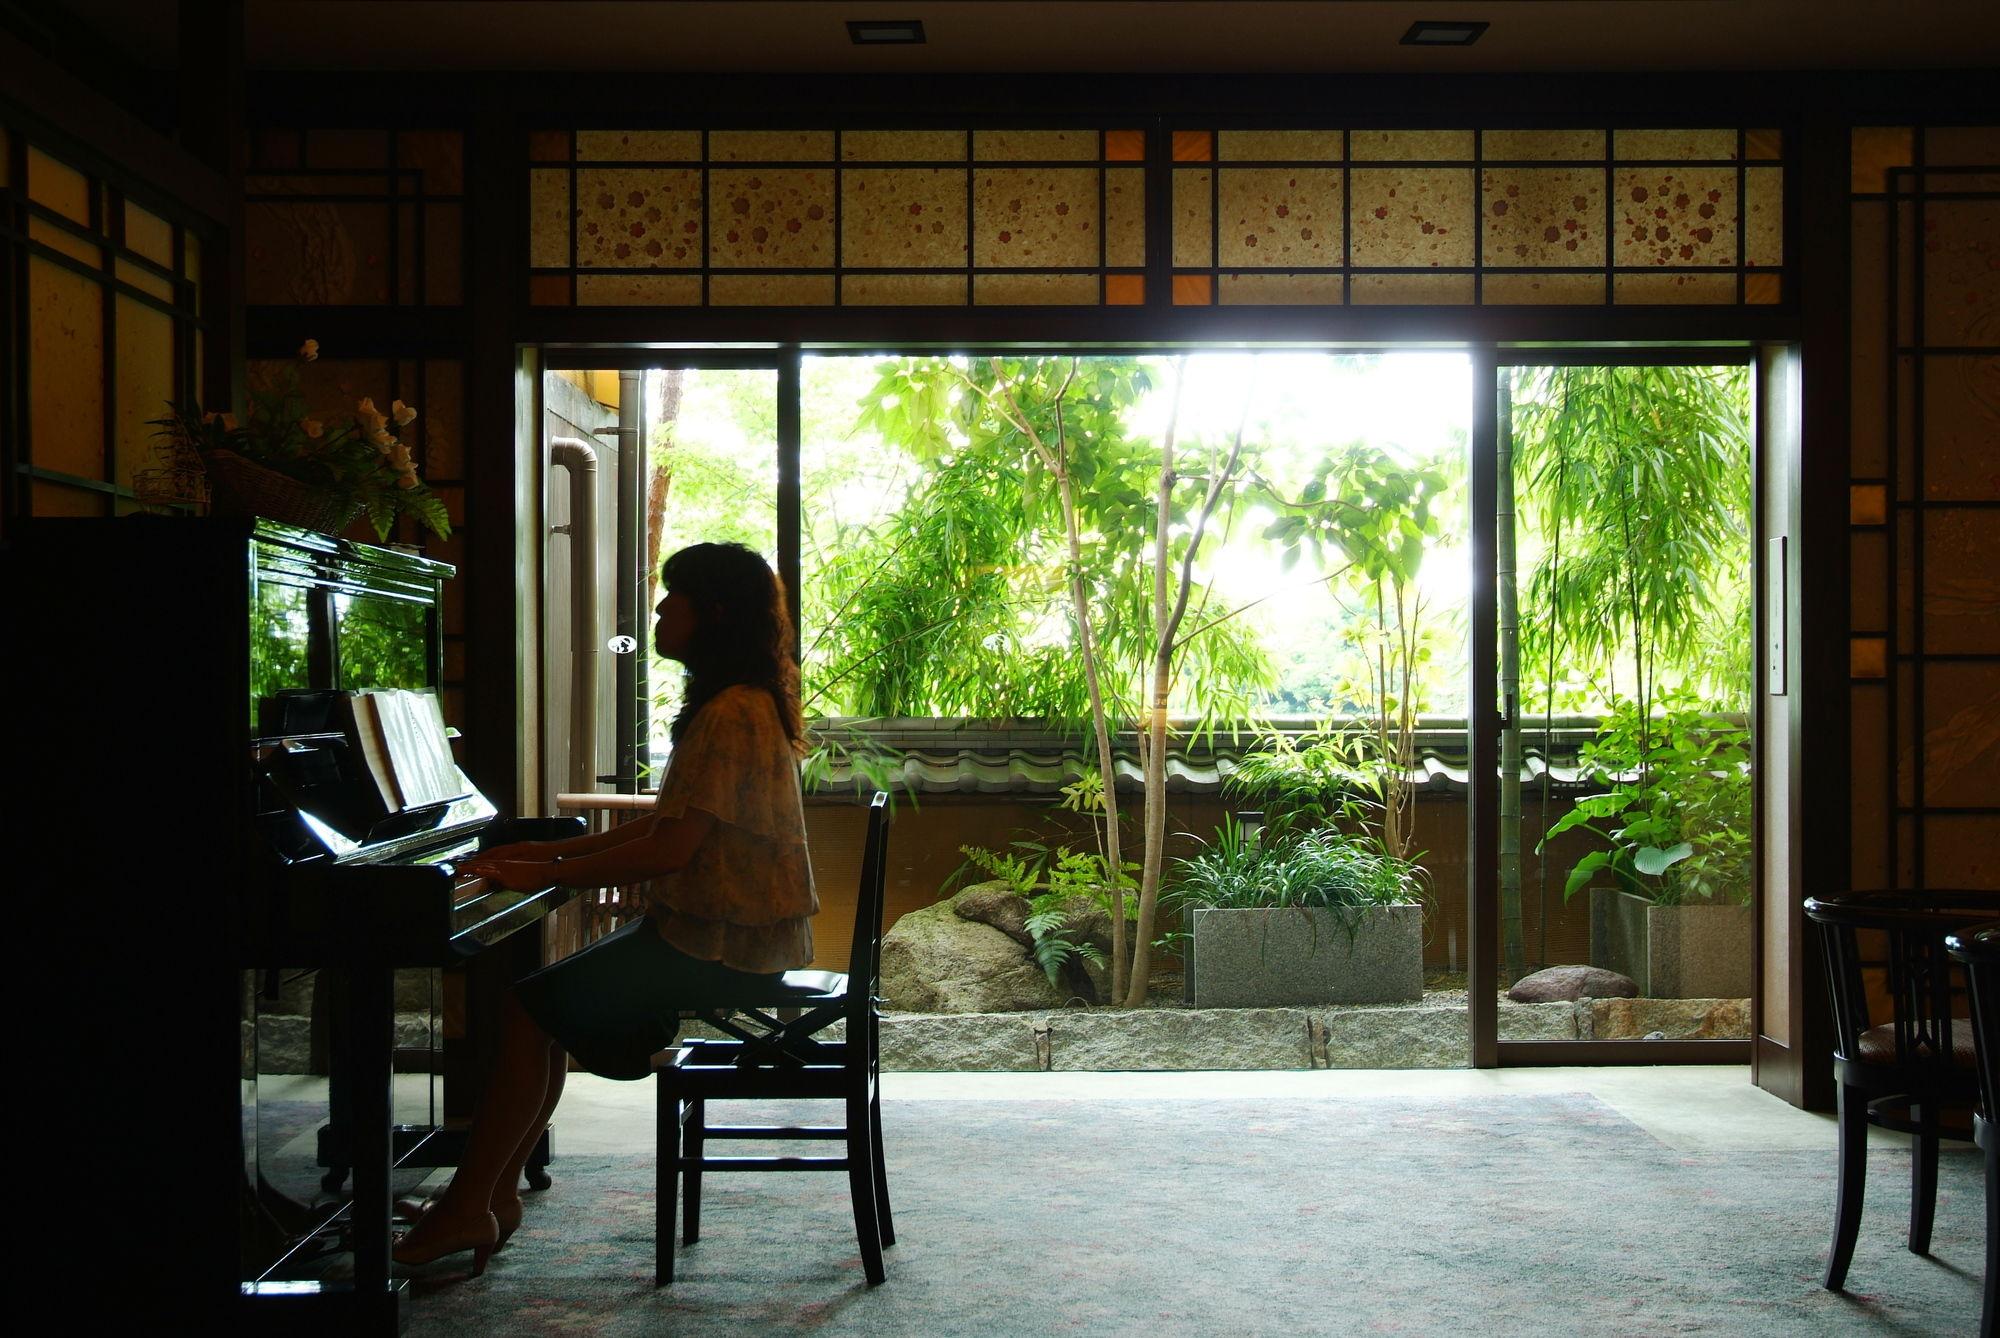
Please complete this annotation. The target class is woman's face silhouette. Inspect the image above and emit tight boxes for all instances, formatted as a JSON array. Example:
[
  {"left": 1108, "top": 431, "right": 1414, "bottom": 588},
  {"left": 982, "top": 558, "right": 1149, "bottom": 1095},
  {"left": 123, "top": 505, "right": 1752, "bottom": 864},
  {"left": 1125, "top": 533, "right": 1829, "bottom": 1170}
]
[{"left": 653, "top": 590, "right": 698, "bottom": 663}]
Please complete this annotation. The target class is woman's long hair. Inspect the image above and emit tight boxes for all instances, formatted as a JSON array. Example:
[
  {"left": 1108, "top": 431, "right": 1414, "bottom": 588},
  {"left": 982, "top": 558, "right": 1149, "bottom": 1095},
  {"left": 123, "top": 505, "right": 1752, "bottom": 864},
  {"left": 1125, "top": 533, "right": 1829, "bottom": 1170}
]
[{"left": 661, "top": 542, "right": 805, "bottom": 755}]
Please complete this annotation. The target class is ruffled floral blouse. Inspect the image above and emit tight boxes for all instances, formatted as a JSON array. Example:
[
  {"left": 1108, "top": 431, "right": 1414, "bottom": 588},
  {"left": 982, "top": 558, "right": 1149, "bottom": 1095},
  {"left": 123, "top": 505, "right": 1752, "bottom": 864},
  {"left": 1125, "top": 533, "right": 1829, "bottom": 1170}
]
[{"left": 647, "top": 684, "right": 817, "bottom": 972}]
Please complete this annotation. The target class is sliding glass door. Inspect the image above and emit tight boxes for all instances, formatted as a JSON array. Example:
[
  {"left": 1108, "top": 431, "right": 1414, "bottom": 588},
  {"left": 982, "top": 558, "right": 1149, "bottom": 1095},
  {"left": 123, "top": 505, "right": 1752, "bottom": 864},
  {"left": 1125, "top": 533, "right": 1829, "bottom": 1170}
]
[{"left": 1473, "top": 352, "right": 1759, "bottom": 1063}]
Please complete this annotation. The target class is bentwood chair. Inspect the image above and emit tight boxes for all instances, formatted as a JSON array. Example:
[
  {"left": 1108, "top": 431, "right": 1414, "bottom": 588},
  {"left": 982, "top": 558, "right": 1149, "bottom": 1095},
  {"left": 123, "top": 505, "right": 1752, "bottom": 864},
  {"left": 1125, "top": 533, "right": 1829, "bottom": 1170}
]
[
  {"left": 1945, "top": 921, "right": 1999, "bottom": 1338},
  {"left": 1804, "top": 892, "right": 1993, "bottom": 1294},
  {"left": 653, "top": 791, "right": 894, "bottom": 1287}
]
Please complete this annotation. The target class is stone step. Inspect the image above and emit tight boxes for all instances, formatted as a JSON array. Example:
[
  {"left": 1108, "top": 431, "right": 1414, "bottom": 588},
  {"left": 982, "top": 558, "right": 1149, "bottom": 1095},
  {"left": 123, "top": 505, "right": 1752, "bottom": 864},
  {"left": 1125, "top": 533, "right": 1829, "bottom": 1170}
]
[
  {"left": 253, "top": 995, "right": 1750, "bottom": 1075},
  {"left": 877, "top": 996, "right": 1749, "bottom": 1072}
]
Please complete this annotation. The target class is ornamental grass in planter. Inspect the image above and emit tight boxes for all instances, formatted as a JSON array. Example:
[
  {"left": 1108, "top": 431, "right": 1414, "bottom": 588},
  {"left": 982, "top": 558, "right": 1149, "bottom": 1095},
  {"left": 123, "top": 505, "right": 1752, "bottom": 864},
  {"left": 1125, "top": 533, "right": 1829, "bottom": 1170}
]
[{"left": 1168, "top": 819, "right": 1427, "bottom": 1008}]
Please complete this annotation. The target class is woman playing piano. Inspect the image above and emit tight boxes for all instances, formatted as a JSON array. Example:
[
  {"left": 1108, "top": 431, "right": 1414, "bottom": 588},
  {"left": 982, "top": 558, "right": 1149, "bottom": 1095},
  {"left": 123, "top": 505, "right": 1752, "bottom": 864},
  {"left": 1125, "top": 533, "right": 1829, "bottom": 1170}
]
[{"left": 394, "top": 541, "right": 816, "bottom": 1273}]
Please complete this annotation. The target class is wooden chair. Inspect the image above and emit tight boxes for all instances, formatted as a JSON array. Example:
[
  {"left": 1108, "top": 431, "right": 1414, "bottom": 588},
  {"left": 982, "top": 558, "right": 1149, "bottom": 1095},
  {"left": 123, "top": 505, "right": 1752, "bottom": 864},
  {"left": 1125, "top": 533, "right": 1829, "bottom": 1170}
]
[
  {"left": 1945, "top": 920, "right": 1999, "bottom": 1338},
  {"left": 653, "top": 791, "right": 894, "bottom": 1287},
  {"left": 1803, "top": 891, "right": 1992, "bottom": 1293}
]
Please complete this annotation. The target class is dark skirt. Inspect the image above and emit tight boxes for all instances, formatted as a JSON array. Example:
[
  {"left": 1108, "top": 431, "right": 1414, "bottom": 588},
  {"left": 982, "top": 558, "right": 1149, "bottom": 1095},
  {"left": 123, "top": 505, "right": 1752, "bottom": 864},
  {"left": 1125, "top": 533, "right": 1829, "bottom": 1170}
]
[{"left": 513, "top": 917, "right": 788, "bottom": 1080}]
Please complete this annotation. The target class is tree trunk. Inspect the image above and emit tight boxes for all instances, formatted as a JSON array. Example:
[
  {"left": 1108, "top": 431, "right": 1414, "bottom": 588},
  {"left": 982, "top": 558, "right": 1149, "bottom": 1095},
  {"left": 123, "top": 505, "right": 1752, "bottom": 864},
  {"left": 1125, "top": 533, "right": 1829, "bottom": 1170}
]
[
  {"left": 644, "top": 369, "right": 686, "bottom": 604},
  {"left": 1059, "top": 473, "right": 1127, "bottom": 1003},
  {"left": 1129, "top": 375, "right": 1179, "bottom": 1007}
]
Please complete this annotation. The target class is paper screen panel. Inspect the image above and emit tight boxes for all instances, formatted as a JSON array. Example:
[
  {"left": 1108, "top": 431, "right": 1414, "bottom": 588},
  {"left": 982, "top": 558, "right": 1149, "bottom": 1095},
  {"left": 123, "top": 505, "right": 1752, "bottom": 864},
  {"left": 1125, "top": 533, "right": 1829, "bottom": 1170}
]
[
  {"left": 1922, "top": 199, "right": 2000, "bottom": 346},
  {"left": 113, "top": 294, "right": 174, "bottom": 490},
  {"left": 28, "top": 256, "right": 105, "bottom": 477},
  {"left": 843, "top": 130, "right": 965, "bottom": 162},
  {"left": 1482, "top": 168, "right": 1604, "bottom": 267},
  {"left": 581, "top": 168, "right": 705, "bottom": 268},
  {"left": 1217, "top": 168, "right": 1341, "bottom": 268},
  {"left": 1173, "top": 169, "right": 1214, "bottom": 268},
  {"left": 841, "top": 168, "right": 967, "bottom": 268},
  {"left": 972, "top": 168, "right": 1098, "bottom": 268},
  {"left": 1614, "top": 168, "right": 1738, "bottom": 269},
  {"left": 1349, "top": 168, "right": 1475, "bottom": 268}
]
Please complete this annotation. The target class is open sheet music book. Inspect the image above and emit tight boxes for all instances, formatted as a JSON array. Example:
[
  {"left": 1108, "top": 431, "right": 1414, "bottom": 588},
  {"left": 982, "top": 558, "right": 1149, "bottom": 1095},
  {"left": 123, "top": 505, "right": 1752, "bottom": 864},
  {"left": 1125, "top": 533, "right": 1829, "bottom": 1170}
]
[{"left": 346, "top": 689, "right": 472, "bottom": 812}]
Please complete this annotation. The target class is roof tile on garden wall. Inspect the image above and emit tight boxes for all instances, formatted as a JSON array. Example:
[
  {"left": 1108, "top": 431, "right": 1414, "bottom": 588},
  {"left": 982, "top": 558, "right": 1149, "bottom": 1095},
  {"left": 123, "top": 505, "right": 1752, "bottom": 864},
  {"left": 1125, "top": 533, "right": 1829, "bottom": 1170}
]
[{"left": 802, "top": 719, "right": 1607, "bottom": 796}]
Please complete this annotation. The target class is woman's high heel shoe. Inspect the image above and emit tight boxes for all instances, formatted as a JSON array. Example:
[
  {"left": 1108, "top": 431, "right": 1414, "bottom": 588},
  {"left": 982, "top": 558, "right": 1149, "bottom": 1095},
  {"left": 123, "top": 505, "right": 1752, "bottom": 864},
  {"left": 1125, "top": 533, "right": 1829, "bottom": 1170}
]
[
  {"left": 393, "top": 1208, "right": 500, "bottom": 1277},
  {"left": 493, "top": 1198, "right": 523, "bottom": 1252}
]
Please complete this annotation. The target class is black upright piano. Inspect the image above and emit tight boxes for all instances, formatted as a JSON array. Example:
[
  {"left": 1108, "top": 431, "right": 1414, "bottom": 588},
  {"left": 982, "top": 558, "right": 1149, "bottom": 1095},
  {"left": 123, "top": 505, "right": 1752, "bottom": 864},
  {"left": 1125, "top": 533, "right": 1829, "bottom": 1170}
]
[{"left": 5, "top": 517, "right": 580, "bottom": 1332}]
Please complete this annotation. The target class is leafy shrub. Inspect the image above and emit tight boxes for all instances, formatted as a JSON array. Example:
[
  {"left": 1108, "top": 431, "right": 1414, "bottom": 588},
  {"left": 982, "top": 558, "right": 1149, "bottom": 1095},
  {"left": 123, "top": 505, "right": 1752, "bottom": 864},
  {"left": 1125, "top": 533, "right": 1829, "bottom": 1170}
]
[
  {"left": 955, "top": 842, "right": 1130, "bottom": 989},
  {"left": 1541, "top": 690, "right": 1751, "bottom": 907}
]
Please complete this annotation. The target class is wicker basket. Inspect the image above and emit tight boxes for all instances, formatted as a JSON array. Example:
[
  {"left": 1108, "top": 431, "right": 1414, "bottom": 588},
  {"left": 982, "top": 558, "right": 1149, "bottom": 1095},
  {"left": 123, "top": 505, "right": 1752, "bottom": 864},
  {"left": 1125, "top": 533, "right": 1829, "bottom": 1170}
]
[{"left": 204, "top": 449, "right": 360, "bottom": 533}]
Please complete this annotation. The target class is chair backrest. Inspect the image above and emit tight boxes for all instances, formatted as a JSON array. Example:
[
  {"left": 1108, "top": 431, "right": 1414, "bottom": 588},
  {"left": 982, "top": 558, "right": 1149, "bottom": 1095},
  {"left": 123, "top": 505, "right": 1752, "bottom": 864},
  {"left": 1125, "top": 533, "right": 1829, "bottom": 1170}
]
[
  {"left": 1947, "top": 921, "right": 2000, "bottom": 1124},
  {"left": 844, "top": 792, "right": 891, "bottom": 1028},
  {"left": 1804, "top": 891, "right": 1992, "bottom": 1078}
]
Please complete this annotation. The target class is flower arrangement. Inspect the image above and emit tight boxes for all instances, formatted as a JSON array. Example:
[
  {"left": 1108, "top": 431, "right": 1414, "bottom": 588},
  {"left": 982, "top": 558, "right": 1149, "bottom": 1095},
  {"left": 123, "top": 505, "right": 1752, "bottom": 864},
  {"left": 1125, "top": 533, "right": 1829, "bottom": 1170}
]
[{"left": 151, "top": 339, "right": 451, "bottom": 540}]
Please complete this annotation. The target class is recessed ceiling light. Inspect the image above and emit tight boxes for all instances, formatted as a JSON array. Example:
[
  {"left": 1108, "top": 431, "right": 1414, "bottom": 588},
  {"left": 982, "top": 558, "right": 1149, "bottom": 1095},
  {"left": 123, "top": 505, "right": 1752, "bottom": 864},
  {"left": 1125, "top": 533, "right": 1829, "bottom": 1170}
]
[
  {"left": 848, "top": 19, "right": 926, "bottom": 45},
  {"left": 1400, "top": 21, "right": 1490, "bottom": 47}
]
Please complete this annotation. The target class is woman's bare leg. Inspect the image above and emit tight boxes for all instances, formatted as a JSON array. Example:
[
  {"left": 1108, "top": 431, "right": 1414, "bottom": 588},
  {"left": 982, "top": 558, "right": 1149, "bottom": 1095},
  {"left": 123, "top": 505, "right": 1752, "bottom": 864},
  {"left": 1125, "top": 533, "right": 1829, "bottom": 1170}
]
[
  {"left": 490, "top": 1046, "right": 567, "bottom": 1241},
  {"left": 397, "top": 991, "right": 557, "bottom": 1255}
]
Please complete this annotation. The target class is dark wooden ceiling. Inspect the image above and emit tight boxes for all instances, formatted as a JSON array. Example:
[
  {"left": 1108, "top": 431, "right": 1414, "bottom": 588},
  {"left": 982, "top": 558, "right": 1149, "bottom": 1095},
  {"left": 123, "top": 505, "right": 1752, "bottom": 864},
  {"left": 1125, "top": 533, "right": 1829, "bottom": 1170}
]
[{"left": 50, "top": 1, "right": 2000, "bottom": 74}]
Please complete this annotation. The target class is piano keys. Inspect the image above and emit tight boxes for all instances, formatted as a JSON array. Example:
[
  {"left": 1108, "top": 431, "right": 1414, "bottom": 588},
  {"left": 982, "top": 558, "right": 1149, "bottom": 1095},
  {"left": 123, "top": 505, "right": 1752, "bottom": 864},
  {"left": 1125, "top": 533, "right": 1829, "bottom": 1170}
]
[{"left": 4, "top": 516, "right": 578, "bottom": 1332}]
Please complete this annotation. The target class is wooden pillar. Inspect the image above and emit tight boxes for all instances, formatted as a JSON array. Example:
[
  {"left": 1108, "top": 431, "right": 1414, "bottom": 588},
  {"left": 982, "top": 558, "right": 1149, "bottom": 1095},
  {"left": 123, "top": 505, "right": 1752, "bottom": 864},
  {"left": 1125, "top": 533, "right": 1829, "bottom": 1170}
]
[
  {"left": 177, "top": 0, "right": 245, "bottom": 413},
  {"left": 466, "top": 80, "right": 528, "bottom": 814}
]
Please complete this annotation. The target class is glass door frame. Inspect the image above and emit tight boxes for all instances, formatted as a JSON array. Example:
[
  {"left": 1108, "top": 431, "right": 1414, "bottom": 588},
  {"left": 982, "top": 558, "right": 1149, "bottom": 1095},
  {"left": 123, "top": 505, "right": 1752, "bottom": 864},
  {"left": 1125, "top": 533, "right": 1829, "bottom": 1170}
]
[
  {"left": 1469, "top": 344, "right": 1762, "bottom": 1068},
  {"left": 541, "top": 346, "right": 800, "bottom": 795},
  {"left": 546, "top": 338, "right": 1766, "bottom": 1069}
]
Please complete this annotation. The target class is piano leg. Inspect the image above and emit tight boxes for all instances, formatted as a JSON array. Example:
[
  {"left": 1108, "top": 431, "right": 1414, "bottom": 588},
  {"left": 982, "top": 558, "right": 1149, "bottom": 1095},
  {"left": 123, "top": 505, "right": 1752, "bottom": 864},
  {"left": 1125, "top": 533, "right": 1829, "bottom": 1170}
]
[{"left": 347, "top": 964, "right": 397, "bottom": 1304}]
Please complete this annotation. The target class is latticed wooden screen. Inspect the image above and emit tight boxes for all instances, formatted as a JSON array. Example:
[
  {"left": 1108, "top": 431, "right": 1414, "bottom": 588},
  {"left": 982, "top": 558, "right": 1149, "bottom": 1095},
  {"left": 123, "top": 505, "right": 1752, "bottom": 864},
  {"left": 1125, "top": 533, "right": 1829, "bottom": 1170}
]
[
  {"left": 3, "top": 120, "right": 208, "bottom": 517},
  {"left": 1847, "top": 124, "right": 2000, "bottom": 891},
  {"left": 245, "top": 128, "right": 465, "bottom": 307},
  {"left": 527, "top": 128, "right": 1146, "bottom": 306},
  {"left": 1170, "top": 127, "right": 1783, "bottom": 306},
  {"left": 524, "top": 125, "right": 1785, "bottom": 308}
]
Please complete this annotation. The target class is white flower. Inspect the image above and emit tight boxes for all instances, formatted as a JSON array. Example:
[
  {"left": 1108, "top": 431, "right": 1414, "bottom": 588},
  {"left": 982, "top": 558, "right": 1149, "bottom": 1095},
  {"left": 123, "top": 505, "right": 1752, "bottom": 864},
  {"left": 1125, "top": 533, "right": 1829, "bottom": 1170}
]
[
  {"left": 298, "top": 339, "right": 319, "bottom": 361},
  {"left": 301, "top": 418, "right": 323, "bottom": 439},
  {"left": 391, "top": 399, "right": 417, "bottom": 427},
  {"left": 370, "top": 428, "right": 395, "bottom": 454},
  {"left": 356, "top": 398, "right": 389, "bottom": 433},
  {"left": 389, "top": 442, "right": 414, "bottom": 473},
  {"left": 219, "top": 412, "right": 238, "bottom": 431},
  {"left": 395, "top": 472, "right": 419, "bottom": 490}
]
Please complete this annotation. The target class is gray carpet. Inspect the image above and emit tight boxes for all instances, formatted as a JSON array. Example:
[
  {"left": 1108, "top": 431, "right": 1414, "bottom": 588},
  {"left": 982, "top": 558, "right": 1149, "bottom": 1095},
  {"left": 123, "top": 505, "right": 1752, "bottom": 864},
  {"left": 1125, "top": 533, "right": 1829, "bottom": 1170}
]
[{"left": 402, "top": 1094, "right": 1985, "bottom": 1336}]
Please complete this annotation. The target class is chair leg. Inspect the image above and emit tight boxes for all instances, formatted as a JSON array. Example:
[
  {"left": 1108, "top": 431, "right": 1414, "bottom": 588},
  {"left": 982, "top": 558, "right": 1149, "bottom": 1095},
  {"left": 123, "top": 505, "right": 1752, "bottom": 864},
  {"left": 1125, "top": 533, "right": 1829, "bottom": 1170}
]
[
  {"left": 656, "top": 1077, "right": 678, "bottom": 1287},
  {"left": 1980, "top": 1133, "right": 1996, "bottom": 1338},
  {"left": 683, "top": 1096, "right": 704, "bottom": 1246},
  {"left": 869, "top": 1085, "right": 895, "bottom": 1248},
  {"left": 845, "top": 1092, "right": 886, "bottom": 1286},
  {"left": 1908, "top": 1103, "right": 1940, "bottom": 1257},
  {"left": 1826, "top": 1081, "right": 1869, "bottom": 1291}
]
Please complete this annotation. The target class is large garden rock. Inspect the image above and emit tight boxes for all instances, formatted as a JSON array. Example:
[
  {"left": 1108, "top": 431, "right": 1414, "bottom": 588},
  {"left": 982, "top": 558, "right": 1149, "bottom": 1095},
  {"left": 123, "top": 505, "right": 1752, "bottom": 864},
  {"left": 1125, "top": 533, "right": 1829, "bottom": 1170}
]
[
  {"left": 951, "top": 881, "right": 1034, "bottom": 949},
  {"left": 880, "top": 901, "right": 1064, "bottom": 1013},
  {"left": 1507, "top": 965, "right": 1639, "bottom": 1003}
]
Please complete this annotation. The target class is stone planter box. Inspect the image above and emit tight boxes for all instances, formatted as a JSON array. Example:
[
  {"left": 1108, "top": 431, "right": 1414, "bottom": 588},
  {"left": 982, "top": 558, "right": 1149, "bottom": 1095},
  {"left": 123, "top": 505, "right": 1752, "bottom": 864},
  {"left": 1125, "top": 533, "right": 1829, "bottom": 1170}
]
[
  {"left": 1590, "top": 889, "right": 1751, "bottom": 999},
  {"left": 1185, "top": 905, "right": 1424, "bottom": 1008}
]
